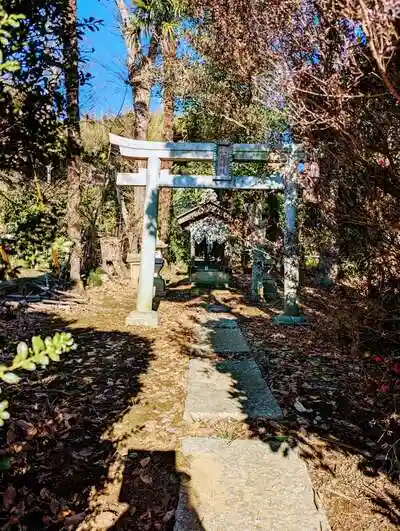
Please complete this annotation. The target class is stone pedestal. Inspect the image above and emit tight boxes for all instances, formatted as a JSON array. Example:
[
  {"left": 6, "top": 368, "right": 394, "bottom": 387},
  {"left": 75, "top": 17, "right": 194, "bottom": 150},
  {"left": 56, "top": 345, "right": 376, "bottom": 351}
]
[
  {"left": 126, "top": 252, "right": 141, "bottom": 288},
  {"left": 263, "top": 275, "right": 277, "bottom": 300},
  {"left": 126, "top": 242, "right": 167, "bottom": 297}
]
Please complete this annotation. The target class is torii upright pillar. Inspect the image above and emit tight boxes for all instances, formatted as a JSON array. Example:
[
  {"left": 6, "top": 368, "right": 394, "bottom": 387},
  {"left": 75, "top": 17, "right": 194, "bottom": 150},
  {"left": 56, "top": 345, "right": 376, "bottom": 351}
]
[
  {"left": 273, "top": 149, "right": 305, "bottom": 324},
  {"left": 127, "top": 155, "right": 161, "bottom": 327}
]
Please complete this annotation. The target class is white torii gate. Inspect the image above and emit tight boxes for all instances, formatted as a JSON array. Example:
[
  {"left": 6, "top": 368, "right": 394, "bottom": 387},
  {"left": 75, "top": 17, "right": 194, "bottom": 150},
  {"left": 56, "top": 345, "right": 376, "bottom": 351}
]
[{"left": 110, "top": 134, "right": 305, "bottom": 327}]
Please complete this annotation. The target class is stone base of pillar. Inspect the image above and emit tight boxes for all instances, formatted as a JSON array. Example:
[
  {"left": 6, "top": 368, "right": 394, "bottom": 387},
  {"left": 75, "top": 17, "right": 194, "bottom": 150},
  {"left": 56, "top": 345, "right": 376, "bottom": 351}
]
[
  {"left": 126, "top": 310, "right": 158, "bottom": 328},
  {"left": 272, "top": 314, "right": 306, "bottom": 325}
]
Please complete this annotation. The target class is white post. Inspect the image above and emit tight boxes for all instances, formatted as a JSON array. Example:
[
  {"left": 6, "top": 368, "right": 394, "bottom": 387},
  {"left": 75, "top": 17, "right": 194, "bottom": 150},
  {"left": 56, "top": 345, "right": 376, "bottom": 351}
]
[{"left": 126, "top": 156, "right": 160, "bottom": 327}]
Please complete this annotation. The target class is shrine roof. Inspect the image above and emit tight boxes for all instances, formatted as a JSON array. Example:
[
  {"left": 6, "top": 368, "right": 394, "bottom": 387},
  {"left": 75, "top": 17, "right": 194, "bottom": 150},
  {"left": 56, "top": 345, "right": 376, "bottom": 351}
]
[{"left": 177, "top": 201, "right": 233, "bottom": 228}]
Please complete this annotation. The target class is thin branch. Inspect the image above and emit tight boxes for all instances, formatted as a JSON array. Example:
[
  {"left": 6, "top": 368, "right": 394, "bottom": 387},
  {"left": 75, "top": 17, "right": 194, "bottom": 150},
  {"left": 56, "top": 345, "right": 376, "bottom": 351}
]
[
  {"left": 359, "top": 0, "right": 400, "bottom": 104},
  {"left": 293, "top": 87, "right": 386, "bottom": 100},
  {"left": 207, "top": 110, "right": 250, "bottom": 134}
]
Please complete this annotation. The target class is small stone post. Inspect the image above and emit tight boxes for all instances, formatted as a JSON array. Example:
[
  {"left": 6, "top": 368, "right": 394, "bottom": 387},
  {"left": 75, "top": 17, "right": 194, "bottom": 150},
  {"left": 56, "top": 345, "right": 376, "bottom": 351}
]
[
  {"left": 190, "top": 231, "right": 196, "bottom": 261},
  {"left": 274, "top": 147, "right": 305, "bottom": 324},
  {"left": 251, "top": 248, "right": 265, "bottom": 302},
  {"left": 126, "top": 156, "right": 160, "bottom": 327}
]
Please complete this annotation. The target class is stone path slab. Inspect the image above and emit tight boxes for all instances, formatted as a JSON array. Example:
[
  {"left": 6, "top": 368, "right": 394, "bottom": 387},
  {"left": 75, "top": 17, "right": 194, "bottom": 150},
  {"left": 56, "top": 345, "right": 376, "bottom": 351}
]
[
  {"left": 196, "top": 324, "right": 250, "bottom": 354},
  {"left": 183, "top": 359, "right": 282, "bottom": 421},
  {"left": 174, "top": 437, "right": 329, "bottom": 531},
  {"left": 210, "top": 327, "right": 250, "bottom": 353},
  {"left": 199, "top": 316, "right": 238, "bottom": 329}
]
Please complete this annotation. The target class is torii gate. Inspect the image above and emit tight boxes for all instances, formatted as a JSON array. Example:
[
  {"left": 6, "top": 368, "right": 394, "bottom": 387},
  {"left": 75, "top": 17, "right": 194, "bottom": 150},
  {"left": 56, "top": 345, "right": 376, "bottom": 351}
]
[{"left": 110, "top": 134, "right": 305, "bottom": 327}]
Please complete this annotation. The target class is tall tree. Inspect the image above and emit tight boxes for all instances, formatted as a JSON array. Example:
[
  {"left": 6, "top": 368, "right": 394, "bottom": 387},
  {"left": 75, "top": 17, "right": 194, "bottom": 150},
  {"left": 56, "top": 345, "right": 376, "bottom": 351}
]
[
  {"left": 63, "top": 0, "right": 83, "bottom": 290},
  {"left": 115, "top": 0, "right": 158, "bottom": 253},
  {"left": 115, "top": 0, "right": 158, "bottom": 140},
  {"left": 115, "top": 0, "right": 185, "bottom": 250},
  {"left": 189, "top": 0, "right": 400, "bottom": 352},
  {"left": 158, "top": 2, "right": 184, "bottom": 244}
]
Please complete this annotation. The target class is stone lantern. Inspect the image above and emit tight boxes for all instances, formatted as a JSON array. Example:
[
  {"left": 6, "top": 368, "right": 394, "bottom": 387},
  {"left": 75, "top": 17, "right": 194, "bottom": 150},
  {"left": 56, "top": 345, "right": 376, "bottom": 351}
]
[{"left": 127, "top": 240, "right": 167, "bottom": 297}]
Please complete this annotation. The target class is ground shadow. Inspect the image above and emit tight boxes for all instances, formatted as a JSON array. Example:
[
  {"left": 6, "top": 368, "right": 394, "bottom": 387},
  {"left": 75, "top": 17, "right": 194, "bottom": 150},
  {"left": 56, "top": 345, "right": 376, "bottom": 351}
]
[
  {"left": 109, "top": 450, "right": 204, "bottom": 530},
  {"left": 0, "top": 309, "right": 155, "bottom": 529}
]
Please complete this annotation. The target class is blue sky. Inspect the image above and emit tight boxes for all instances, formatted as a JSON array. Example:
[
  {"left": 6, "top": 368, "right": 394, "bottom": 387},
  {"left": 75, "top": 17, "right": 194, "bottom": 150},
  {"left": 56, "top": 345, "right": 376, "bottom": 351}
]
[{"left": 78, "top": 0, "right": 161, "bottom": 117}]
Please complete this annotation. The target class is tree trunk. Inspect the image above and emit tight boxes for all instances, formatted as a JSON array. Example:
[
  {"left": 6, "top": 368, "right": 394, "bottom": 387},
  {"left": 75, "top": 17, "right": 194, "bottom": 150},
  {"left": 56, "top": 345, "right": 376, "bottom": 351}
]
[
  {"left": 63, "top": 0, "right": 83, "bottom": 291},
  {"left": 159, "top": 34, "right": 175, "bottom": 244},
  {"left": 134, "top": 82, "right": 151, "bottom": 141},
  {"left": 162, "top": 34, "right": 175, "bottom": 143},
  {"left": 131, "top": 82, "right": 151, "bottom": 252},
  {"left": 115, "top": 0, "right": 156, "bottom": 253}
]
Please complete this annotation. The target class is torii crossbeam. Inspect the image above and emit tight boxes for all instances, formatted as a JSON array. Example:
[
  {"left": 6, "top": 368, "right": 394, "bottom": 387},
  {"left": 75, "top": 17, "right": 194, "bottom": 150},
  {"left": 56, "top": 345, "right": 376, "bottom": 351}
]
[{"left": 110, "top": 134, "right": 305, "bottom": 327}]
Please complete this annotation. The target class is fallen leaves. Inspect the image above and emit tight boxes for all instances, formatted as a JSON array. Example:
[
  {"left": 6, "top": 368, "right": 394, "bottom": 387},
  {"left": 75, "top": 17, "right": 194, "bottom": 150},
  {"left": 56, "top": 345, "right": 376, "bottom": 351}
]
[
  {"left": 15, "top": 419, "right": 37, "bottom": 439},
  {"left": 232, "top": 281, "right": 400, "bottom": 531},
  {"left": 294, "top": 398, "right": 310, "bottom": 414},
  {"left": 0, "top": 281, "right": 191, "bottom": 530},
  {"left": 63, "top": 512, "right": 85, "bottom": 526},
  {"left": 163, "top": 509, "right": 175, "bottom": 523},
  {"left": 140, "top": 473, "right": 153, "bottom": 485},
  {"left": 371, "top": 355, "right": 385, "bottom": 364},
  {"left": 140, "top": 456, "right": 151, "bottom": 468},
  {"left": 2, "top": 486, "right": 16, "bottom": 510}
]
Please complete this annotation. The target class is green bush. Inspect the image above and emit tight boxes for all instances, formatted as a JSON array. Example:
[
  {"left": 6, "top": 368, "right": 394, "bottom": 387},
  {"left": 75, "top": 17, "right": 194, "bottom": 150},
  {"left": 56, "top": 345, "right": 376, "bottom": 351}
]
[
  {"left": 167, "top": 189, "right": 206, "bottom": 264},
  {"left": 1, "top": 185, "right": 67, "bottom": 269},
  {"left": 86, "top": 267, "right": 104, "bottom": 287},
  {"left": 11, "top": 203, "right": 60, "bottom": 267},
  {"left": 50, "top": 236, "right": 72, "bottom": 277}
]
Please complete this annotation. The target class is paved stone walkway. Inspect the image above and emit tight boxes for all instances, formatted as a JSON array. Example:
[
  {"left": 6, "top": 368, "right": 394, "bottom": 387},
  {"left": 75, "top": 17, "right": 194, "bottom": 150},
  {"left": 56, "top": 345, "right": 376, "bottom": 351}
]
[
  {"left": 197, "top": 309, "right": 251, "bottom": 354},
  {"left": 184, "top": 358, "right": 282, "bottom": 422},
  {"left": 175, "top": 438, "right": 329, "bottom": 531},
  {"left": 176, "top": 300, "right": 329, "bottom": 530}
]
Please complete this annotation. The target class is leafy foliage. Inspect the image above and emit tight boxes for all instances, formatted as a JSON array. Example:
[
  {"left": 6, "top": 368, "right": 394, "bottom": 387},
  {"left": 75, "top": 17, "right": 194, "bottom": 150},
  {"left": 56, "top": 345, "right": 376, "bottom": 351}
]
[
  {"left": 0, "top": 332, "right": 76, "bottom": 426},
  {"left": 51, "top": 235, "right": 73, "bottom": 277},
  {"left": 0, "top": 7, "right": 24, "bottom": 73},
  {"left": 0, "top": 1, "right": 67, "bottom": 174},
  {"left": 86, "top": 267, "right": 104, "bottom": 287},
  {"left": 4, "top": 191, "right": 66, "bottom": 268},
  {"left": 167, "top": 188, "right": 207, "bottom": 263},
  {"left": 187, "top": 0, "right": 400, "bottom": 354},
  {"left": 0, "top": 1, "right": 101, "bottom": 177}
]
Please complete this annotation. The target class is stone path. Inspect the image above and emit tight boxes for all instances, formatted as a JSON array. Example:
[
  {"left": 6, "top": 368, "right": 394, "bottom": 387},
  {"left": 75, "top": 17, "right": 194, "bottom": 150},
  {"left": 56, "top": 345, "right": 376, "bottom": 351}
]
[
  {"left": 175, "top": 438, "right": 328, "bottom": 531},
  {"left": 197, "top": 308, "right": 251, "bottom": 354},
  {"left": 176, "top": 300, "right": 329, "bottom": 530},
  {"left": 183, "top": 358, "right": 282, "bottom": 422}
]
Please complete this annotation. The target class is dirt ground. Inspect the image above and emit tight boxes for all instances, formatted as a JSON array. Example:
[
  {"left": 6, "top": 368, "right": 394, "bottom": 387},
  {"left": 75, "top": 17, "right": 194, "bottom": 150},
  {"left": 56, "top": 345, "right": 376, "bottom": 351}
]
[{"left": 0, "top": 276, "right": 399, "bottom": 530}]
